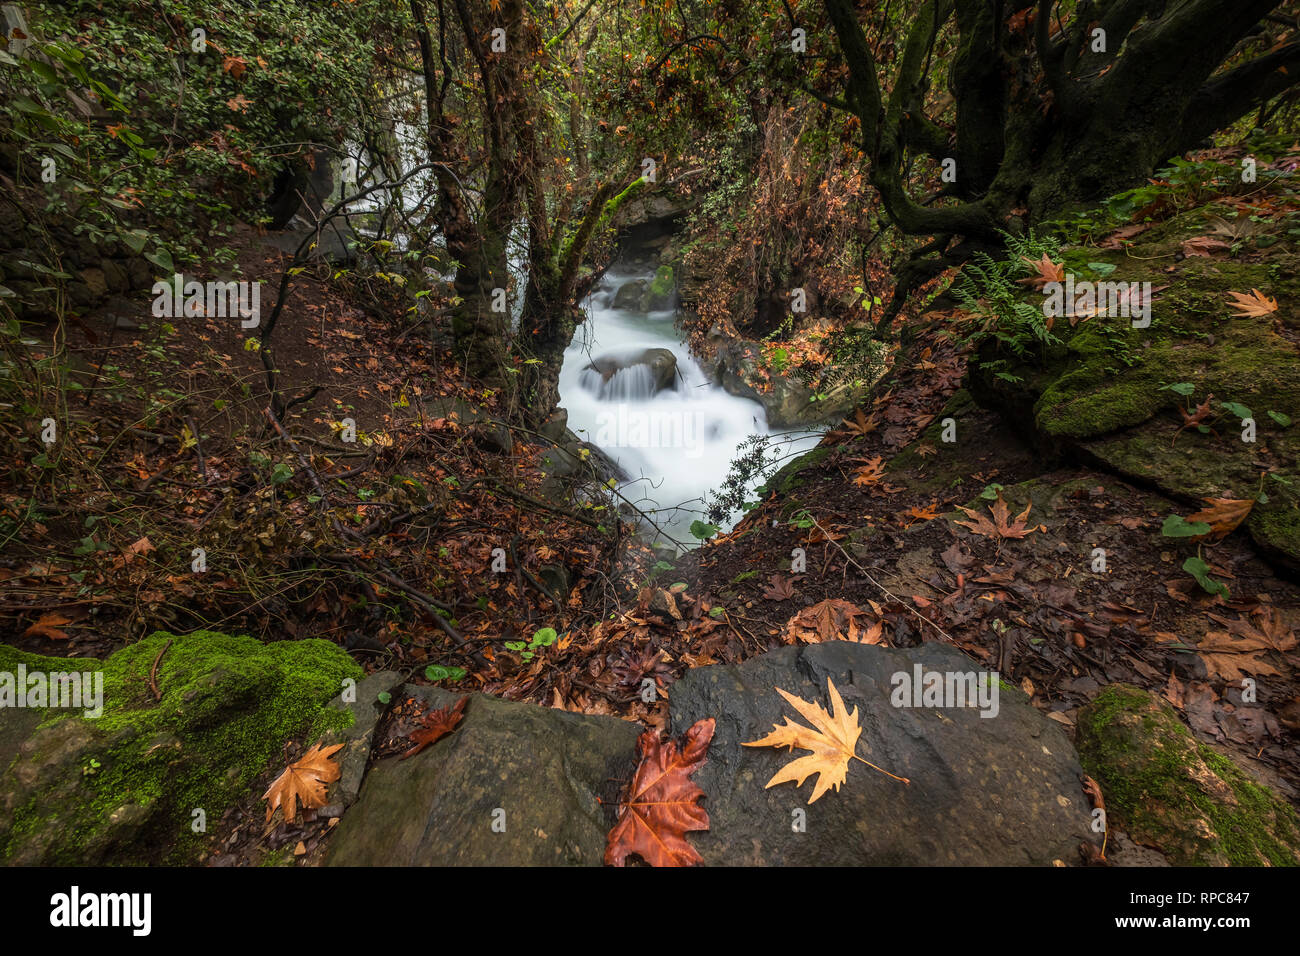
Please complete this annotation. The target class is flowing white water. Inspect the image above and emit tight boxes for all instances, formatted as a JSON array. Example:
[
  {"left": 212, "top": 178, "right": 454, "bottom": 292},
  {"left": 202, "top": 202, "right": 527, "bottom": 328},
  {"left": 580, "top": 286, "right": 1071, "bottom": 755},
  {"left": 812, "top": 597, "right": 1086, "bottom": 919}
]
[{"left": 559, "top": 266, "right": 824, "bottom": 547}]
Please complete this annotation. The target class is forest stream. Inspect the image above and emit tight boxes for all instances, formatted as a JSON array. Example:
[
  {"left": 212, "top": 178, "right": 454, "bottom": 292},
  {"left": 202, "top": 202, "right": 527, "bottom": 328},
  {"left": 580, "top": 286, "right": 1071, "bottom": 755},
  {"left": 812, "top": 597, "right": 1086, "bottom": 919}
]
[{"left": 560, "top": 260, "right": 822, "bottom": 544}]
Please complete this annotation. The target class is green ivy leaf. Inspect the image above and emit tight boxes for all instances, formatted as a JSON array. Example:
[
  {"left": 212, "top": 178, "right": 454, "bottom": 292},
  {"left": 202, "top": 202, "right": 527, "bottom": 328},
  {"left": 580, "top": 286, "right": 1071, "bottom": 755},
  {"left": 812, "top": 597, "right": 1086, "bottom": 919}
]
[
  {"left": 1161, "top": 514, "right": 1211, "bottom": 538},
  {"left": 1182, "top": 556, "right": 1229, "bottom": 597},
  {"left": 424, "top": 665, "right": 467, "bottom": 682},
  {"left": 689, "top": 519, "right": 720, "bottom": 540}
]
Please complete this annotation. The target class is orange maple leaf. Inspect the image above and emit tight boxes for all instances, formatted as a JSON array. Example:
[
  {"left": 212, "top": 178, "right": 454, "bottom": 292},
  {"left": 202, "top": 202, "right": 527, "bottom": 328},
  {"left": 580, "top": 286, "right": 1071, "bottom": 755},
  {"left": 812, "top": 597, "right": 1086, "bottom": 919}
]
[
  {"left": 828, "top": 408, "right": 879, "bottom": 442},
  {"left": 899, "top": 502, "right": 941, "bottom": 527},
  {"left": 1226, "top": 289, "right": 1278, "bottom": 318},
  {"left": 262, "top": 742, "right": 343, "bottom": 824},
  {"left": 401, "top": 694, "right": 469, "bottom": 759},
  {"left": 1016, "top": 254, "right": 1066, "bottom": 290},
  {"left": 851, "top": 456, "right": 886, "bottom": 487},
  {"left": 23, "top": 612, "right": 73, "bottom": 641},
  {"left": 605, "top": 720, "right": 714, "bottom": 867}
]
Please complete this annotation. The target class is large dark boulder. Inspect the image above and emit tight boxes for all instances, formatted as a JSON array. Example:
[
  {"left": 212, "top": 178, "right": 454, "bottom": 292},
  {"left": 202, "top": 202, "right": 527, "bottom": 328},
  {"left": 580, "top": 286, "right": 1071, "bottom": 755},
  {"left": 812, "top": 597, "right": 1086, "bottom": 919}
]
[
  {"left": 667, "top": 641, "right": 1097, "bottom": 865},
  {"left": 324, "top": 687, "right": 640, "bottom": 866},
  {"left": 0, "top": 632, "right": 360, "bottom": 865}
]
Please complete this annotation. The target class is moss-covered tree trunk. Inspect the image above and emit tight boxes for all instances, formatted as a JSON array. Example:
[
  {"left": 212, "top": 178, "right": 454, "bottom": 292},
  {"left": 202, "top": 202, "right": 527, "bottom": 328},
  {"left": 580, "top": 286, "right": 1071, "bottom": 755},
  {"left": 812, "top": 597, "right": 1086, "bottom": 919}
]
[
  {"left": 821, "top": 0, "right": 1300, "bottom": 327},
  {"left": 515, "top": 176, "right": 647, "bottom": 423}
]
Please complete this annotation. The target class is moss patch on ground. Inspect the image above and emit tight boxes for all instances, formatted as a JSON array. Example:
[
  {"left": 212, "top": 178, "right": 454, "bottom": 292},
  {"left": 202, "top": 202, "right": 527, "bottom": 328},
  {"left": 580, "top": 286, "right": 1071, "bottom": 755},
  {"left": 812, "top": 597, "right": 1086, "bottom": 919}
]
[
  {"left": 0, "top": 630, "right": 360, "bottom": 864},
  {"left": 761, "top": 445, "right": 831, "bottom": 510},
  {"left": 1077, "top": 685, "right": 1300, "bottom": 866}
]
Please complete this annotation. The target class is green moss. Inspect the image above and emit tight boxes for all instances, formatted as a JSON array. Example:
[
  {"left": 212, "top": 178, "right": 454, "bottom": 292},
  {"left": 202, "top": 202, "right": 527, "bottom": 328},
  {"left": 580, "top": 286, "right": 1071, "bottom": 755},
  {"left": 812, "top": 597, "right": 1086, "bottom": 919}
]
[
  {"left": 1078, "top": 685, "right": 1300, "bottom": 866},
  {"left": 969, "top": 223, "right": 1300, "bottom": 563},
  {"left": 761, "top": 445, "right": 831, "bottom": 501},
  {"left": 0, "top": 630, "right": 361, "bottom": 865},
  {"left": 649, "top": 265, "right": 675, "bottom": 299}
]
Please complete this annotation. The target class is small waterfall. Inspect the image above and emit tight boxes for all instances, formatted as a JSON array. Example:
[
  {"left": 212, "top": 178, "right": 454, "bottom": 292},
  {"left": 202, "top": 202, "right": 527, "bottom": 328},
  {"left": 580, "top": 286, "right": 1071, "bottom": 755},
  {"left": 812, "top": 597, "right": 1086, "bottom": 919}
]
[
  {"left": 558, "top": 265, "right": 824, "bottom": 546},
  {"left": 579, "top": 362, "right": 660, "bottom": 401}
]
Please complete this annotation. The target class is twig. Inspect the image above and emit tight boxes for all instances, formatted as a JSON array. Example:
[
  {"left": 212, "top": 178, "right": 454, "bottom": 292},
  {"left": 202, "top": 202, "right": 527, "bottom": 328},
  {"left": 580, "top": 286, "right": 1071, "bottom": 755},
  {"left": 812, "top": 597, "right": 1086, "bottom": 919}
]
[
  {"left": 149, "top": 638, "right": 173, "bottom": 702},
  {"left": 805, "top": 513, "right": 959, "bottom": 644},
  {"left": 185, "top": 415, "right": 208, "bottom": 483}
]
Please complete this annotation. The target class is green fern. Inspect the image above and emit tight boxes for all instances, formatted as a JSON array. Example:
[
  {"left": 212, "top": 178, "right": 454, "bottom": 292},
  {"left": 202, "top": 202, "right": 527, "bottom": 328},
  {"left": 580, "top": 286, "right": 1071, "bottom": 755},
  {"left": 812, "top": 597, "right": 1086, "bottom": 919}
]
[{"left": 954, "top": 230, "right": 1063, "bottom": 361}]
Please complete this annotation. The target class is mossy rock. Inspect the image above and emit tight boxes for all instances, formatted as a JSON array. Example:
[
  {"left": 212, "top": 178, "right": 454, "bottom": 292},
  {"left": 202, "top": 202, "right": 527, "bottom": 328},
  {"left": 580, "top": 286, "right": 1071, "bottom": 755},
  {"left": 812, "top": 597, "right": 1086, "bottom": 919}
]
[
  {"left": 1077, "top": 685, "right": 1300, "bottom": 866},
  {"left": 969, "top": 237, "right": 1300, "bottom": 565},
  {"left": 0, "top": 631, "right": 360, "bottom": 865}
]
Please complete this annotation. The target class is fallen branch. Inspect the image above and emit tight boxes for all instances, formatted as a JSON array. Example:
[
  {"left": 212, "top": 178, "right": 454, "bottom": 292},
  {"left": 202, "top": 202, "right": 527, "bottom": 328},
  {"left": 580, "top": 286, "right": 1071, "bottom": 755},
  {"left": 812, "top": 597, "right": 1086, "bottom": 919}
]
[{"left": 149, "top": 638, "right": 173, "bottom": 702}]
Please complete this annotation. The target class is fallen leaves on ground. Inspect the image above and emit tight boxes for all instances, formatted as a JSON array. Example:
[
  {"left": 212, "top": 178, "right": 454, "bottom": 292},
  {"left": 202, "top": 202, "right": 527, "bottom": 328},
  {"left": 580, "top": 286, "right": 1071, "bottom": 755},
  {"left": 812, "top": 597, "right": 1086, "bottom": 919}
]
[
  {"left": 1184, "top": 497, "right": 1255, "bottom": 538},
  {"left": 605, "top": 719, "right": 714, "bottom": 867},
  {"left": 851, "top": 456, "right": 887, "bottom": 488},
  {"left": 1226, "top": 288, "right": 1278, "bottom": 318},
  {"left": 263, "top": 742, "right": 344, "bottom": 824},
  {"left": 784, "top": 598, "right": 884, "bottom": 645},
  {"left": 23, "top": 611, "right": 72, "bottom": 640},
  {"left": 899, "top": 502, "right": 941, "bottom": 527},
  {"left": 1196, "top": 607, "right": 1297, "bottom": 681},
  {"left": 401, "top": 694, "right": 469, "bottom": 759},
  {"left": 1180, "top": 235, "right": 1231, "bottom": 258},
  {"left": 954, "top": 489, "right": 1038, "bottom": 540},
  {"left": 743, "top": 678, "right": 908, "bottom": 803},
  {"left": 762, "top": 574, "right": 796, "bottom": 601},
  {"left": 828, "top": 408, "right": 879, "bottom": 442}
]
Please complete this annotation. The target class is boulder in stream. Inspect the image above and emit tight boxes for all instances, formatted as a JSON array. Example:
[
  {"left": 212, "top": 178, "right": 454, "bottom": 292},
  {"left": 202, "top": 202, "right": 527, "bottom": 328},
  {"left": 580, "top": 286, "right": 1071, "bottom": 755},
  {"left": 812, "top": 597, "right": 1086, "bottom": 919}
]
[{"left": 581, "top": 347, "right": 679, "bottom": 399}]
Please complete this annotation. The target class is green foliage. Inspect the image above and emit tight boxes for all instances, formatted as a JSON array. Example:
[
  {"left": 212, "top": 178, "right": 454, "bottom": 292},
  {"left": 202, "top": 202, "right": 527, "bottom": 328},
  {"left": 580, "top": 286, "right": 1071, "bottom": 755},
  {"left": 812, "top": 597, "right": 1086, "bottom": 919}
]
[
  {"left": 689, "top": 518, "right": 720, "bottom": 540},
  {"left": 1183, "top": 555, "right": 1229, "bottom": 597},
  {"left": 953, "top": 230, "right": 1063, "bottom": 362},
  {"left": 1, "top": 0, "right": 396, "bottom": 269},
  {"left": 504, "top": 627, "right": 558, "bottom": 662},
  {"left": 424, "top": 665, "right": 467, "bottom": 682},
  {"left": 1161, "top": 515, "right": 1212, "bottom": 538}
]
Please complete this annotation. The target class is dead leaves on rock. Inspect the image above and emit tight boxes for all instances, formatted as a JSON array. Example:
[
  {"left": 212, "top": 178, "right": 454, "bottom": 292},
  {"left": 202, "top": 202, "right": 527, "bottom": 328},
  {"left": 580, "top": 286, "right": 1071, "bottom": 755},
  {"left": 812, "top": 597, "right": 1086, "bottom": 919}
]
[
  {"left": 401, "top": 694, "right": 469, "bottom": 759},
  {"left": 605, "top": 719, "right": 714, "bottom": 867},
  {"left": 954, "top": 489, "right": 1039, "bottom": 540},
  {"left": 743, "top": 678, "right": 908, "bottom": 803},
  {"left": 1185, "top": 497, "right": 1255, "bottom": 539},
  {"left": 263, "top": 742, "right": 343, "bottom": 825}
]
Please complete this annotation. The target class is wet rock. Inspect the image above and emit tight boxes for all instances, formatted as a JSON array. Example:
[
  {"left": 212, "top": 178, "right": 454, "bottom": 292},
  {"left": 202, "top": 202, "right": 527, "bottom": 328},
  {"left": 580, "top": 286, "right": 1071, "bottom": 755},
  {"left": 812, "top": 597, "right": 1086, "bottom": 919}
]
[
  {"left": 0, "top": 632, "right": 360, "bottom": 864},
  {"left": 613, "top": 278, "right": 648, "bottom": 310},
  {"left": 1077, "top": 685, "right": 1300, "bottom": 865},
  {"left": 320, "top": 671, "right": 403, "bottom": 809},
  {"left": 666, "top": 641, "right": 1097, "bottom": 865},
  {"left": 581, "top": 347, "right": 679, "bottom": 398},
  {"left": 324, "top": 687, "right": 640, "bottom": 865}
]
